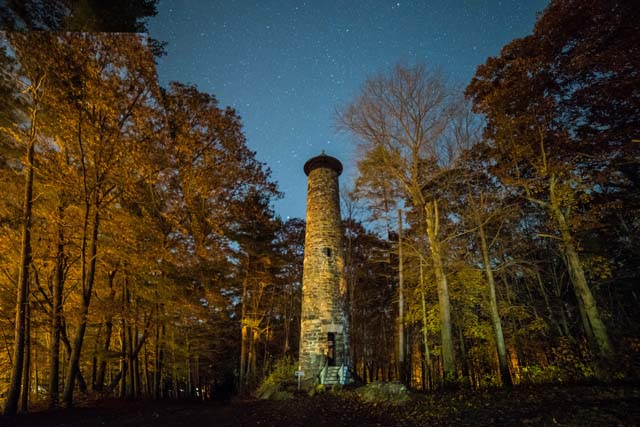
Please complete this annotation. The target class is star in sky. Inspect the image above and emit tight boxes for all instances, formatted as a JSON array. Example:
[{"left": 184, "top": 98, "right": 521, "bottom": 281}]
[{"left": 148, "top": 0, "right": 548, "bottom": 220}]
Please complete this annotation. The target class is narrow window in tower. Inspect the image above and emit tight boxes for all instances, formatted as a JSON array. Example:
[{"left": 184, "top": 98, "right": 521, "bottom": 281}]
[{"left": 324, "top": 247, "right": 332, "bottom": 257}]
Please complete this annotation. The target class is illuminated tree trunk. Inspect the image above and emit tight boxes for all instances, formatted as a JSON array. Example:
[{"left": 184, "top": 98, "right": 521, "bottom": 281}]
[
  {"left": 4, "top": 92, "right": 38, "bottom": 415},
  {"left": 127, "top": 323, "right": 135, "bottom": 398},
  {"left": 119, "top": 280, "right": 128, "bottom": 399},
  {"left": 550, "top": 203, "right": 613, "bottom": 358},
  {"left": 20, "top": 303, "right": 31, "bottom": 412},
  {"left": 143, "top": 341, "right": 151, "bottom": 397},
  {"left": 239, "top": 275, "right": 249, "bottom": 394},
  {"left": 420, "top": 253, "right": 432, "bottom": 390},
  {"left": 477, "top": 221, "right": 512, "bottom": 386},
  {"left": 47, "top": 201, "right": 65, "bottom": 407},
  {"left": 95, "top": 269, "right": 117, "bottom": 392},
  {"left": 397, "top": 209, "right": 406, "bottom": 384},
  {"left": 424, "top": 201, "right": 455, "bottom": 385},
  {"left": 153, "top": 318, "right": 164, "bottom": 399},
  {"left": 62, "top": 206, "right": 100, "bottom": 407},
  {"left": 133, "top": 324, "right": 141, "bottom": 398}
]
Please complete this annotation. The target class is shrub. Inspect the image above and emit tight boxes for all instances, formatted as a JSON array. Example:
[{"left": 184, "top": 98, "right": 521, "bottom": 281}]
[
  {"left": 520, "top": 364, "right": 563, "bottom": 384},
  {"left": 255, "top": 356, "right": 297, "bottom": 399},
  {"left": 551, "top": 337, "right": 596, "bottom": 382},
  {"left": 307, "top": 383, "right": 326, "bottom": 397},
  {"left": 519, "top": 338, "right": 604, "bottom": 384}
]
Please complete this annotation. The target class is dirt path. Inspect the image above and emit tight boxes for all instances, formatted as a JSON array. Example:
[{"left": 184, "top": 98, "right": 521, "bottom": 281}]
[{"left": 1, "top": 384, "right": 638, "bottom": 426}]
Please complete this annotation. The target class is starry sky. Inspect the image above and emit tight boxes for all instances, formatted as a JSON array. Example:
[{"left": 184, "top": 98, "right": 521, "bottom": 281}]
[{"left": 147, "top": 0, "right": 549, "bottom": 221}]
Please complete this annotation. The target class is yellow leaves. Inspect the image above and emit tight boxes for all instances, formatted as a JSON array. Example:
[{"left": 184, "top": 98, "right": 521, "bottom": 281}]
[
  {"left": 502, "top": 305, "right": 533, "bottom": 323},
  {"left": 242, "top": 317, "right": 261, "bottom": 330},
  {"left": 583, "top": 255, "right": 613, "bottom": 281},
  {"left": 0, "top": 125, "right": 24, "bottom": 143},
  {"left": 525, "top": 317, "right": 548, "bottom": 334},
  {"left": 449, "top": 266, "right": 485, "bottom": 306}
]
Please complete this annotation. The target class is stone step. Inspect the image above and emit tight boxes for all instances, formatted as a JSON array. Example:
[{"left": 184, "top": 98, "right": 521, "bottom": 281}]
[{"left": 322, "top": 366, "right": 342, "bottom": 385}]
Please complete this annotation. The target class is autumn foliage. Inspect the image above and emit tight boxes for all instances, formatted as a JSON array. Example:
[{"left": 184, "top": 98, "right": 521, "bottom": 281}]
[
  {"left": 0, "top": 32, "right": 300, "bottom": 413},
  {"left": 0, "top": 0, "right": 638, "bottom": 417}
]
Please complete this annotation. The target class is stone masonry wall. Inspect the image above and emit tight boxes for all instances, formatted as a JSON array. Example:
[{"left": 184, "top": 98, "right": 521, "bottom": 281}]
[{"left": 299, "top": 157, "right": 348, "bottom": 385}]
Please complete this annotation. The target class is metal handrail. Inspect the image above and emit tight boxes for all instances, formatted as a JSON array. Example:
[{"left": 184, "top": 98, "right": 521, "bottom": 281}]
[{"left": 319, "top": 358, "right": 328, "bottom": 384}]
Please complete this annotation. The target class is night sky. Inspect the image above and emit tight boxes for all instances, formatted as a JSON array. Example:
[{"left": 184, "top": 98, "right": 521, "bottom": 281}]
[{"left": 147, "top": 0, "right": 549, "bottom": 221}]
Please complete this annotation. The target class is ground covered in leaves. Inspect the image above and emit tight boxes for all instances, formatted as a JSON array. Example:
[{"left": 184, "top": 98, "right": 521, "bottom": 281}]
[{"left": 1, "top": 384, "right": 638, "bottom": 426}]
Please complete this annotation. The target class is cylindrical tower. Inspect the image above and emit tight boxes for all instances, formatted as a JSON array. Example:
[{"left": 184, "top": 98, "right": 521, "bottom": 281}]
[{"left": 299, "top": 153, "right": 348, "bottom": 386}]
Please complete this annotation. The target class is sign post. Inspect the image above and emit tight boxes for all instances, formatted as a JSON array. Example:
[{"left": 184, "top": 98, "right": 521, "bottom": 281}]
[{"left": 295, "top": 370, "right": 305, "bottom": 391}]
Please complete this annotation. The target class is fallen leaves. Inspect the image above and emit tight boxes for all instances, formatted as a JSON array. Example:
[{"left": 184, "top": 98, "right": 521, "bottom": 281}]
[{"left": 2, "top": 384, "right": 639, "bottom": 426}]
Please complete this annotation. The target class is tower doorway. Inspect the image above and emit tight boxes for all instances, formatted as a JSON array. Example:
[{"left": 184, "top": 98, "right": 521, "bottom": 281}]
[{"left": 327, "top": 332, "right": 336, "bottom": 366}]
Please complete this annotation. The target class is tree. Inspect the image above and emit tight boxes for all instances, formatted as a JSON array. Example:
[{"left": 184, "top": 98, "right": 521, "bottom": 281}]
[
  {"left": 0, "top": 1, "right": 164, "bottom": 57},
  {"left": 426, "top": 103, "right": 516, "bottom": 387},
  {"left": 8, "top": 32, "right": 163, "bottom": 407},
  {"left": 160, "top": 81, "right": 279, "bottom": 395},
  {"left": 0, "top": 28, "right": 294, "bottom": 409},
  {"left": 231, "top": 192, "right": 280, "bottom": 393},
  {"left": 274, "top": 218, "right": 305, "bottom": 357},
  {"left": 342, "top": 218, "right": 396, "bottom": 383},
  {"left": 0, "top": 0, "right": 158, "bottom": 32},
  {"left": 0, "top": 34, "right": 45, "bottom": 416},
  {"left": 338, "top": 63, "right": 462, "bottom": 384},
  {"left": 457, "top": 156, "right": 515, "bottom": 386},
  {"left": 466, "top": 0, "right": 640, "bottom": 361}
]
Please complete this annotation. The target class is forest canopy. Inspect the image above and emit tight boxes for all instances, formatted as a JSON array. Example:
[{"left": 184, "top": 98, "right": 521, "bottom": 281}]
[
  {"left": 339, "top": 0, "right": 639, "bottom": 390},
  {"left": 0, "top": 32, "right": 296, "bottom": 413}
]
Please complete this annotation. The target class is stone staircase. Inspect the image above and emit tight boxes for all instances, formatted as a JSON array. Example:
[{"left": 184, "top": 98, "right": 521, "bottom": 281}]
[{"left": 322, "top": 366, "right": 341, "bottom": 385}]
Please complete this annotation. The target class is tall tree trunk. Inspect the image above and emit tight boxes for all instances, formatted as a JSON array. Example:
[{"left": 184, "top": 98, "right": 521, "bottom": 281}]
[
  {"left": 239, "top": 275, "right": 249, "bottom": 394},
  {"left": 4, "top": 100, "right": 38, "bottom": 415},
  {"left": 62, "top": 207, "right": 100, "bottom": 407},
  {"left": 458, "top": 324, "right": 469, "bottom": 382},
  {"left": 420, "top": 284, "right": 432, "bottom": 390},
  {"left": 20, "top": 303, "right": 31, "bottom": 412},
  {"left": 171, "top": 330, "right": 178, "bottom": 398},
  {"left": 153, "top": 319, "right": 164, "bottom": 399},
  {"left": 283, "top": 292, "right": 290, "bottom": 357},
  {"left": 550, "top": 203, "right": 613, "bottom": 358},
  {"left": 76, "top": 366, "right": 88, "bottom": 394},
  {"left": 90, "top": 326, "right": 101, "bottom": 390},
  {"left": 477, "top": 221, "right": 512, "bottom": 386},
  {"left": 95, "top": 270, "right": 117, "bottom": 392},
  {"left": 186, "top": 334, "right": 191, "bottom": 397},
  {"left": 34, "top": 330, "right": 39, "bottom": 406},
  {"left": 143, "top": 341, "right": 151, "bottom": 397},
  {"left": 424, "top": 201, "right": 456, "bottom": 385},
  {"left": 91, "top": 355, "right": 97, "bottom": 393},
  {"left": 127, "top": 323, "right": 135, "bottom": 398},
  {"left": 535, "top": 269, "right": 565, "bottom": 337},
  {"left": 133, "top": 325, "right": 141, "bottom": 398},
  {"left": 124, "top": 274, "right": 134, "bottom": 398},
  {"left": 576, "top": 297, "right": 595, "bottom": 341},
  {"left": 119, "top": 318, "right": 127, "bottom": 399},
  {"left": 119, "top": 277, "right": 128, "bottom": 399},
  {"left": 48, "top": 202, "right": 65, "bottom": 407},
  {"left": 397, "top": 210, "right": 406, "bottom": 384},
  {"left": 247, "top": 328, "right": 258, "bottom": 389}
]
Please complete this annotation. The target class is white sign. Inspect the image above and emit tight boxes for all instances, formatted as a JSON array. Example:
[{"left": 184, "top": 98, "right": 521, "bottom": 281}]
[{"left": 294, "top": 370, "right": 305, "bottom": 377}]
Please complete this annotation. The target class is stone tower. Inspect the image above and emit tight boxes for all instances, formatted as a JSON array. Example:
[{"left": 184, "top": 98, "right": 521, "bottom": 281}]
[{"left": 299, "top": 153, "right": 348, "bottom": 386}]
